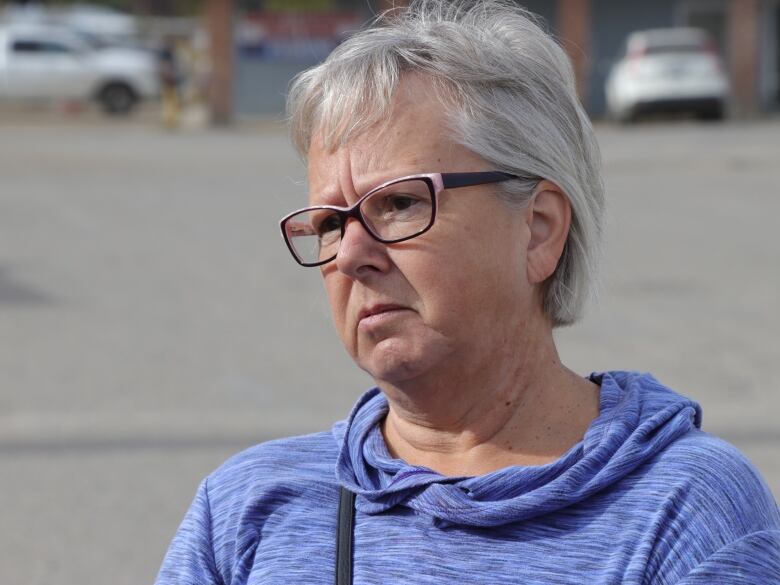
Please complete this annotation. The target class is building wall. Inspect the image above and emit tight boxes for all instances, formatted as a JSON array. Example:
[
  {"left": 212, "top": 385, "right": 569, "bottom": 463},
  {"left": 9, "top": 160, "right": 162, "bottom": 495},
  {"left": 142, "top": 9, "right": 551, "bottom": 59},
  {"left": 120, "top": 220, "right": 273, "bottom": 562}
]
[
  {"left": 518, "top": 0, "right": 557, "bottom": 28},
  {"left": 234, "top": 6, "right": 367, "bottom": 116},
  {"left": 234, "top": 1, "right": 558, "bottom": 117},
  {"left": 759, "top": 0, "right": 780, "bottom": 109},
  {"left": 235, "top": 59, "right": 316, "bottom": 116},
  {"left": 232, "top": 0, "right": 777, "bottom": 117}
]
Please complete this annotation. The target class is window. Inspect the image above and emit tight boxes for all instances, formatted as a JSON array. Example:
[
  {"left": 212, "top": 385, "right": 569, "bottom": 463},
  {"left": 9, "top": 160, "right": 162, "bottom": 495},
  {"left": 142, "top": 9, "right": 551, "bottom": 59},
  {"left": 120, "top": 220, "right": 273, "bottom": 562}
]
[{"left": 11, "top": 40, "right": 75, "bottom": 55}]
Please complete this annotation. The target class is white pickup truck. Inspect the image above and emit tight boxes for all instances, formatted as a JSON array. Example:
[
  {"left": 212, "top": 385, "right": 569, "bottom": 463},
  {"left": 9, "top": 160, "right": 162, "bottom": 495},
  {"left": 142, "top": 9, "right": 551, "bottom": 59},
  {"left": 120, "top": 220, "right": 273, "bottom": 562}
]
[{"left": 0, "top": 23, "right": 159, "bottom": 115}]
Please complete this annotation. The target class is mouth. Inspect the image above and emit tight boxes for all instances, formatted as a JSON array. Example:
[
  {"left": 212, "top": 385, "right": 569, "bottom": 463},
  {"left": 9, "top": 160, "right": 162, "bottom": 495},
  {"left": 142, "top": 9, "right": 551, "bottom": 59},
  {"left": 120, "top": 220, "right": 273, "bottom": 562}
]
[{"left": 357, "top": 304, "right": 411, "bottom": 324}]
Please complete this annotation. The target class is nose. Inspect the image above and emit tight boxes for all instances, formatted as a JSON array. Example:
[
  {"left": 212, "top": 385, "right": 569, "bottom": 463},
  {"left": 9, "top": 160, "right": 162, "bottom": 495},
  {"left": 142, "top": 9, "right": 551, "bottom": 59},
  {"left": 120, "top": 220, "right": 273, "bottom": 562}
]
[{"left": 334, "top": 217, "right": 391, "bottom": 279}]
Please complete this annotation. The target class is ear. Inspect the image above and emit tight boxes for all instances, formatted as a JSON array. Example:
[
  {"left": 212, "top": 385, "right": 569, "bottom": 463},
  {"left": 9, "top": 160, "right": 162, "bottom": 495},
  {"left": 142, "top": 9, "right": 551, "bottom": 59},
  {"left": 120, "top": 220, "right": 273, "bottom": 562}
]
[{"left": 524, "top": 180, "right": 571, "bottom": 285}]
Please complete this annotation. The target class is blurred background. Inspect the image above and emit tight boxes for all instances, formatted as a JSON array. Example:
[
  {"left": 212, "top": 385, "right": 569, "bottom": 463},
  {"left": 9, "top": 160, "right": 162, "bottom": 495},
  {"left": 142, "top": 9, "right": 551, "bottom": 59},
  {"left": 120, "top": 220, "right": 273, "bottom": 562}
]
[{"left": 0, "top": 1, "right": 778, "bottom": 584}]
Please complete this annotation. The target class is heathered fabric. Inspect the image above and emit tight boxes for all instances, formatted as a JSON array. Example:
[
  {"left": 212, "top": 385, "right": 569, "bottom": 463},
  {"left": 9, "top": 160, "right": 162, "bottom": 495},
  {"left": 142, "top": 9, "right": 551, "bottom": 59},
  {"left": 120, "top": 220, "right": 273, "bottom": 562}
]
[{"left": 157, "top": 371, "right": 780, "bottom": 584}]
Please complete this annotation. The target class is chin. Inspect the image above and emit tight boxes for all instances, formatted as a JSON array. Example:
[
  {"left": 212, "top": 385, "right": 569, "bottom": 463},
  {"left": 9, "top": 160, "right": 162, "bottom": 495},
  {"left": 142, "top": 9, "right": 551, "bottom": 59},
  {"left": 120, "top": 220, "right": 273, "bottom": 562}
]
[{"left": 358, "top": 335, "right": 452, "bottom": 385}]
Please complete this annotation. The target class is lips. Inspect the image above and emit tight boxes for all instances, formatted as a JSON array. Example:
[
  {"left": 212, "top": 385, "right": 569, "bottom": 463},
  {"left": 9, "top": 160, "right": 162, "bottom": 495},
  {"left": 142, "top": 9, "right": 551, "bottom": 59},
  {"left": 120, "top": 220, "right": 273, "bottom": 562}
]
[{"left": 357, "top": 303, "right": 409, "bottom": 323}]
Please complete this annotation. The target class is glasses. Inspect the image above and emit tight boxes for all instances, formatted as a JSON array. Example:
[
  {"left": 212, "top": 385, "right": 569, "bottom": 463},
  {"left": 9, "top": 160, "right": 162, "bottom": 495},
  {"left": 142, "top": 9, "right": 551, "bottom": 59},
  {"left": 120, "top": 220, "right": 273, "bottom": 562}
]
[{"left": 280, "top": 171, "right": 518, "bottom": 267}]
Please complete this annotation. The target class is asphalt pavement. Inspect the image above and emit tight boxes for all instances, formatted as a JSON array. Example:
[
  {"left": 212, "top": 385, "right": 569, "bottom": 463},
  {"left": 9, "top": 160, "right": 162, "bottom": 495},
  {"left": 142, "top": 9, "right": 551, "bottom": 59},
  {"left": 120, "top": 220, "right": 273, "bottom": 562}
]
[{"left": 1, "top": 114, "right": 778, "bottom": 585}]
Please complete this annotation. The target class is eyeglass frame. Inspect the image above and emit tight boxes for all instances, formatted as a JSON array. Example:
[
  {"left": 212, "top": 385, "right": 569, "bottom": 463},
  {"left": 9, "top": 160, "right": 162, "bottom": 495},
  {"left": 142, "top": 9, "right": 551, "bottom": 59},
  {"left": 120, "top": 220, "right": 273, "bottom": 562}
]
[{"left": 279, "top": 171, "right": 520, "bottom": 267}]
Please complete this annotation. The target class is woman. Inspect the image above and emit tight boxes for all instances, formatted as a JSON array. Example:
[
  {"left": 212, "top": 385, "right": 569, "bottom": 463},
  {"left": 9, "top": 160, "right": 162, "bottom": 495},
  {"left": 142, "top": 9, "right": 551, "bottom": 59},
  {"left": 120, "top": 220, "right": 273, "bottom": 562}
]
[{"left": 157, "top": 2, "right": 780, "bottom": 583}]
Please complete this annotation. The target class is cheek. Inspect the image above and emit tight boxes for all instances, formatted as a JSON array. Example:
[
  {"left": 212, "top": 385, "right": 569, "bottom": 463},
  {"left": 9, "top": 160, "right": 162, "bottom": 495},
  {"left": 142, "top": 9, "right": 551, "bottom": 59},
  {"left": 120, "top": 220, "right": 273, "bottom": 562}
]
[
  {"left": 323, "top": 273, "right": 351, "bottom": 339},
  {"left": 402, "top": 218, "right": 527, "bottom": 326}
]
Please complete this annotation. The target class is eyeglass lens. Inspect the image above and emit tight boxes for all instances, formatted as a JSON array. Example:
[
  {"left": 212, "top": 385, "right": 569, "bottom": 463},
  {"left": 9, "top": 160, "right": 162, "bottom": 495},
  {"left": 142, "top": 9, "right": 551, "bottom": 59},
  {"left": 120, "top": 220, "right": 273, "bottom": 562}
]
[{"left": 284, "top": 178, "right": 434, "bottom": 265}]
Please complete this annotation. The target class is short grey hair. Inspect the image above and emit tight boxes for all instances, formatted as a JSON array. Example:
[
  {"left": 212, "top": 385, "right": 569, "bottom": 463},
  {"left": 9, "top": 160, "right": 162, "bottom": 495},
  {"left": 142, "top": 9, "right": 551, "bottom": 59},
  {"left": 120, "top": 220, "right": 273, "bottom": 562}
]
[{"left": 287, "top": 0, "right": 605, "bottom": 327}]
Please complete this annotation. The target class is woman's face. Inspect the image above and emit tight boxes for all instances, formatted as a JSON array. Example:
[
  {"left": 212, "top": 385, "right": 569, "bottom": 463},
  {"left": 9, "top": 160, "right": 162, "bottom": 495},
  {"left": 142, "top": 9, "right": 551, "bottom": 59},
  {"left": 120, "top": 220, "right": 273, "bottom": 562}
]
[{"left": 307, "top": 77, "right": 539, "bottom": 387}]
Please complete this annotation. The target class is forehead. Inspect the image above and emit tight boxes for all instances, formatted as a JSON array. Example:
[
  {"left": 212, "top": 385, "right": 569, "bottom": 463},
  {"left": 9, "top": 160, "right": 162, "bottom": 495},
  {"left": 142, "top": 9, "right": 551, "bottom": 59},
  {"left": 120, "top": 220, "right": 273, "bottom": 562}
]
[{"left": 306, "top": 75, "right": 483, "bottom": 204}]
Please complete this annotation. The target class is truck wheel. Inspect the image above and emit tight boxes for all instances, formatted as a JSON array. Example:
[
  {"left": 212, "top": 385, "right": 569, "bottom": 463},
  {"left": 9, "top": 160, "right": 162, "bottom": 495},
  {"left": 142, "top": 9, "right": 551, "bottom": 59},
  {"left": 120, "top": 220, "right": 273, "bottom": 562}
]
[{"left": 98, "top": 83, "right": 138, "bottom": 116}]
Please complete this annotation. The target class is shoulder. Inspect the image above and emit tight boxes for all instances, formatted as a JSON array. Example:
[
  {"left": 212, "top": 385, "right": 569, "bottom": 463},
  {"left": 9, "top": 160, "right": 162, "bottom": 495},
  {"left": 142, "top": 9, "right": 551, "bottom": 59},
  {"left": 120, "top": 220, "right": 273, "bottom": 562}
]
[
  {"left": 635, "top": 430, "right": 780, "bottom": 581},
  {"left": 655, "top": 430, "right": 776, "bottom": 513},
  {"left": 645, "top": 430, "right": 779, "bottom": 528},
  {"left": 156, "top": 431, "right": 342, "bottom": 585},
  {"left": 205, "top": 430, "right": 341, "bottom": 503},
  {"left": 608, "top": 428, "right": 779, "bottom": 540},
  {"left": 675, "top": 529, "right": 780, "bottom": 584},
  {"left": 201, "top": 431, "right": 342, "bottom": 576}
]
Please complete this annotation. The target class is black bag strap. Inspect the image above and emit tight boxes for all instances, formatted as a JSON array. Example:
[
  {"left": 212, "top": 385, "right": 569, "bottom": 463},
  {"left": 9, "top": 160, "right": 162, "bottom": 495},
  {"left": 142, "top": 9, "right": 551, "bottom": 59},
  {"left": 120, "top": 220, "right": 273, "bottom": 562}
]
[{"left": 336, "top": 487, "right": 356, "bottom": 585}]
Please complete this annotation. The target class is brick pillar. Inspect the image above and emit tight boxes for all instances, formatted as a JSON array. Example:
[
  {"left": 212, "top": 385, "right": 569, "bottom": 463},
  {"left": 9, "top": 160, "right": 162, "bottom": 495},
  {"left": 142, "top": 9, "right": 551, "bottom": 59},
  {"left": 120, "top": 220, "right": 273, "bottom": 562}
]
[
  {"left": 728, "top": 0, "right": 760, "bottom": 116},
  {"left": 205, "top": 0, "right": 234, "bottom": 125},
  {"left": 557, "top": 0, "right": 591, "bottom": 101}
]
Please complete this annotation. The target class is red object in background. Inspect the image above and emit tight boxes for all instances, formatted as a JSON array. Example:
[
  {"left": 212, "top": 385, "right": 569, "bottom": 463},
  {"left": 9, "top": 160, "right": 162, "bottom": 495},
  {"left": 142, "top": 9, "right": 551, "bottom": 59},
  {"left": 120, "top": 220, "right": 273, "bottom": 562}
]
[{"left": 243, "top": 11, "right": 363, "bottom": 41}]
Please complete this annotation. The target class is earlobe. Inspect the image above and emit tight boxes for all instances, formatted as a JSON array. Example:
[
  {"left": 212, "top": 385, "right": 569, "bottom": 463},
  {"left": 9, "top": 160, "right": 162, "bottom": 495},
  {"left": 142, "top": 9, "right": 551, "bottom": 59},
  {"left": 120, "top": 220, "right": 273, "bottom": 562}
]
[{"left": 525, "top": 180, "right": 571, "bottom": 285}]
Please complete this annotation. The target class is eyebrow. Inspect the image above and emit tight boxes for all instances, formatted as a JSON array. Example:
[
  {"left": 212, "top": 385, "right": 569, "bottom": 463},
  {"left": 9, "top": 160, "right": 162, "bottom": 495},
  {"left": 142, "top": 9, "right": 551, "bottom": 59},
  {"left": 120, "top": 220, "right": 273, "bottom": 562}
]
[
  {"left": 310, "top": 169, "right": 419, "bottom": 206},
  {"left": 311, "top": 187, "right": 344, "bottom": 206}
]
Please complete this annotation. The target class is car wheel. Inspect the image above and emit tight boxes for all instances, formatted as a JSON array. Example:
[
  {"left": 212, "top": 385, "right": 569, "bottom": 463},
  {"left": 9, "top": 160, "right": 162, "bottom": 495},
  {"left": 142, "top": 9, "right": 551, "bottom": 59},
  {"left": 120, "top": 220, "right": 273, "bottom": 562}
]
[
  {"left": 98, "top": 83, "right": 138, "bottom": 116},
  {"left": 616, "top": 107, "right": 638, "bottom": 124},
  {"left": 697, "top": 102, "right": 724, "bottom": 122}
]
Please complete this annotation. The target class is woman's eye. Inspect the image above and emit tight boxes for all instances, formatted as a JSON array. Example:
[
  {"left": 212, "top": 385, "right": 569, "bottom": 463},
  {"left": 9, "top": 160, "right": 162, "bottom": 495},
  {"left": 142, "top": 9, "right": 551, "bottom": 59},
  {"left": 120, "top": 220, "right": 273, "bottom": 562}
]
[
  {"left": 317, "top": 214, "right": 342, "bottom": 236},
  {"left": 386, "top": 195, "right": 418, "bottom": 211}
]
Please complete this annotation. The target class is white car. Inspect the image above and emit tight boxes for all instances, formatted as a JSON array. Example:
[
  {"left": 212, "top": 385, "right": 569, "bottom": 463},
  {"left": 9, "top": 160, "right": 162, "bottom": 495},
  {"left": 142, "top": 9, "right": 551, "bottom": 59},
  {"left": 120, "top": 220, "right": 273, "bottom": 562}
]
[
  {"left": 0, "top": 23, "right": 159, "bottom": 115},
  {"left": 606, "top": 28, "right": 729, "bottom": 122}
]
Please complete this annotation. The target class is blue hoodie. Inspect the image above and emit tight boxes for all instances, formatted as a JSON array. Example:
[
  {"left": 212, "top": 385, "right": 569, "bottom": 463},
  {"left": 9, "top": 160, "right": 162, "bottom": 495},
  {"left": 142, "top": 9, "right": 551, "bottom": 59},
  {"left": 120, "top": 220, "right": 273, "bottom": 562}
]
[{"left": 157, "top": 372, "right": 780, "bottom": 584}]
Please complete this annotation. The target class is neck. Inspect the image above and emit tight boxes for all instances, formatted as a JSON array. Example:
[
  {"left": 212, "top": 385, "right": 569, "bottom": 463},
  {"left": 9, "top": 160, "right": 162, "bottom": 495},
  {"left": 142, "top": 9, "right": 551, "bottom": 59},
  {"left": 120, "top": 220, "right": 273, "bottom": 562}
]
[{"left": 378, "top": 319, "right": 600, "bottom": 477}]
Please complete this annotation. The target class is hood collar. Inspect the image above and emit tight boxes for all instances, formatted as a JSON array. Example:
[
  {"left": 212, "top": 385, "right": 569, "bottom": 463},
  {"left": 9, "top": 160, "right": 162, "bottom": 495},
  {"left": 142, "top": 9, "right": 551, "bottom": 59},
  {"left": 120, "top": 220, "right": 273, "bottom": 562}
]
[{"left": 333, "top": 371, "right": 702, "bottom": 527}]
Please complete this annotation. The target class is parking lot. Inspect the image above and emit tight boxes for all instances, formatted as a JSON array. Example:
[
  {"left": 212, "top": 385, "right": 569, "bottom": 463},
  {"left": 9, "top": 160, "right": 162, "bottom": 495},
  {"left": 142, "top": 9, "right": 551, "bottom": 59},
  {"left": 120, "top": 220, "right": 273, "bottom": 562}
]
[{"left": 1, "top": 115, "right": 779, "bottom": 585}]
